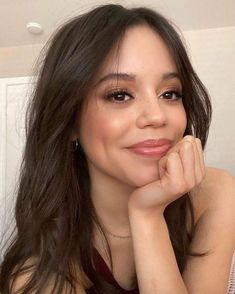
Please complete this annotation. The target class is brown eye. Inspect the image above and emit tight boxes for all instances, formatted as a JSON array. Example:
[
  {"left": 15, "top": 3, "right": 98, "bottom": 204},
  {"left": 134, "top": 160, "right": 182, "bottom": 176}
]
[
  {"left": 161, "top": 90, "right": 182, "bottom": 100},
  {"left": 105, "top": 90, "right": 133, "bottom": 103}
]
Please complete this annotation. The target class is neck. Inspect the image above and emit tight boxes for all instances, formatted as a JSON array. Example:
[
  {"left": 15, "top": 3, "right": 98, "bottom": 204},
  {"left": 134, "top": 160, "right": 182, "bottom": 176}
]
[{"left": 89, "top": 165, "right": 135, "bottom": 237}]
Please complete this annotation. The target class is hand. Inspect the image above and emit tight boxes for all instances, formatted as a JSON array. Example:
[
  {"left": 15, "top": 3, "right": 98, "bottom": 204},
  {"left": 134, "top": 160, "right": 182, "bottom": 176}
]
[{"left": 128, "top": 135, "right": 206, "bottom": 217}]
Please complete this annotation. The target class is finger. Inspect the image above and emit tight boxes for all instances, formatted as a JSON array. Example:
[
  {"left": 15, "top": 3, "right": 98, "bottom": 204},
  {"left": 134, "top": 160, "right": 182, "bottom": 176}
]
[
  {"left": 195, "top": 138, "right": 206, "bottom": 178},
  {"left": 179, "top": 140, "right": 196, "bottom": 189},
  {"left": 166, "top": 135, "right": 194, "bottom": 155},
  {"left": 158, "top": 150, "right": 181, "bottom": 179},
  {"left": 183, "top": 136, "right": 202, "bottom": 184},
  {"left": 163, "top": 152, "right": 185, "bottom": 195},
  {"left": 165, "top": 136, "right": 203, "bottom": 185}
]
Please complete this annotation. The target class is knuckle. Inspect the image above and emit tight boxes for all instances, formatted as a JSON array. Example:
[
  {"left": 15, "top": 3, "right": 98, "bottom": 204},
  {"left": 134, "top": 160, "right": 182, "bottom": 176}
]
[
  {"left": 184, "top": 135, "right": 195, "bottom": 142},
  {"left": 196, "top": 175, "right": 203, "bottom": 185},
  {"left": 195, "top": 173, "right": 202, "bottom": 183},
  {"left": 195, "top": 137, "right": 201, "bottom": 143},
  {"left": 184, "top": 135, "right": 192, "bottom": 140},
  {"left": 173, "top": 181, "right": 186, "bottom": 193},
  {"left": 181, "top": 141, "right": 193, "bottom": 151},
  {"left": 188, "top": 181, "right": 196, "bottom": 190},
  {"left": 196, "top": 137, "right": 202, "bottom": 147},
  {"left": 196, "top": 170, "right": 206, "bottom": 184},
  {"left": 170, "top": 151, "right": 178, "bottom": 157},
  {"left": 168, "top": 151, "right": 178, "bottom": 160}
]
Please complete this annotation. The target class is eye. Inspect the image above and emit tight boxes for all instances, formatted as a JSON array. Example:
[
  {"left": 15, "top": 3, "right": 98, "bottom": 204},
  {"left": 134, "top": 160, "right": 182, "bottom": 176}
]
[
  {"left": 105, "top": 89, "right": 134, "bottom": 103},
  {"left": 161, "top": 90, "right": 183, "bottom": 100}
]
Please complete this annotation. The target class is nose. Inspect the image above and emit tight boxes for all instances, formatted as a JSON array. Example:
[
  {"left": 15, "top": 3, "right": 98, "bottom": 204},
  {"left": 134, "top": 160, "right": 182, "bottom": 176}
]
[{"left": 136, "top": 95, "right": 167, "bottom": 128}]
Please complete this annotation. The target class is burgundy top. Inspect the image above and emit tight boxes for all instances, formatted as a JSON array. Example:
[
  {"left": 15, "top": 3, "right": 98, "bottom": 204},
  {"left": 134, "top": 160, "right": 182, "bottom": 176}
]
[{"left": 88, "top": 247, "right": 139, "bottom": 294}]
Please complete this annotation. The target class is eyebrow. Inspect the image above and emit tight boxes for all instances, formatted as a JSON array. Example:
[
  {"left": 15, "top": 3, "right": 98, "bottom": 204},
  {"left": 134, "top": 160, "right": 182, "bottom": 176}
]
[{"left": 94, "top": 72, "right": 181, "bottom": 87}]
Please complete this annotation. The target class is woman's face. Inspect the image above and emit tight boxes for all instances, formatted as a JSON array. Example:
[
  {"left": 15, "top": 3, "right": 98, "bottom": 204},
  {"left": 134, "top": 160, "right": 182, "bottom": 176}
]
[{"left": 75, "top": 25, "right": 187, "bottom": 187}]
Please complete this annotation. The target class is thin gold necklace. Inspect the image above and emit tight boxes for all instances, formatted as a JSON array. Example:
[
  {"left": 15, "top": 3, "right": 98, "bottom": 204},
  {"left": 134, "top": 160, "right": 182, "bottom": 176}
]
[{"left": 103, "top": 227, "right": 132, "bottom": 239}]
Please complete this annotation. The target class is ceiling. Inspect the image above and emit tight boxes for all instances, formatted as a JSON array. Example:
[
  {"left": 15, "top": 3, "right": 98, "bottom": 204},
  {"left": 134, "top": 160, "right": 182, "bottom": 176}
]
[{"left": 1, "top": 0, "right": 235, "bottom": 48}]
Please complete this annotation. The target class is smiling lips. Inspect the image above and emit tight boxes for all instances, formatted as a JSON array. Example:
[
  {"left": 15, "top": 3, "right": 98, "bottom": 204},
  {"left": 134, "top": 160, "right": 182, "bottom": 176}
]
[{"left": 127, "top": 138, "right": 173, "bottom": 157}]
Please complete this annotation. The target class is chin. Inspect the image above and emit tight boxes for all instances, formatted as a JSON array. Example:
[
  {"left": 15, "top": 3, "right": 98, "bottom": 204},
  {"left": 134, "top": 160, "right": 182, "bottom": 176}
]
[{"left": 128, "top": 172, "right": 160, "bottom": 188}]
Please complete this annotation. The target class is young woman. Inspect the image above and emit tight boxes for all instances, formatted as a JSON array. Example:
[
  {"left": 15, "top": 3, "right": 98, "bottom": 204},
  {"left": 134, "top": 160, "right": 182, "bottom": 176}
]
[{"left": 0, "top": 4, "right": 234, "bottom": 294}]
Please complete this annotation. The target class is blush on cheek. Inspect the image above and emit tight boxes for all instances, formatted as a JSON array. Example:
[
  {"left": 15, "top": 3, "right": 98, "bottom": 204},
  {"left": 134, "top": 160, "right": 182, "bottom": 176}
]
[
  {"left": 96, "top": 110, "right": 131, "bottom": 140},
  {"left": 177, "top": 109, "right": 187, "bottom": 136},
  {"left": 81, "top": 111, "right": 115, "bottom": 152}
]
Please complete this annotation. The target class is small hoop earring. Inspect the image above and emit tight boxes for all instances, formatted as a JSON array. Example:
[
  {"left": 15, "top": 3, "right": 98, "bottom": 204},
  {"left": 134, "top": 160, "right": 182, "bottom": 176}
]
[{"left": 73, "top": 138, "right": 79, "bottom": 151}]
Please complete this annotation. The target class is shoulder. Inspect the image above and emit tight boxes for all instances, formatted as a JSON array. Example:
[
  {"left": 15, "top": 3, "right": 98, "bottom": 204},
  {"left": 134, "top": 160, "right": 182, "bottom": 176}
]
[
  {"left": 190, "top": 166, "right": 235, "bottom": 223},
  {"left": 202, "top": 166, "right": 235, "bottom": 192},
  {"left": 203, "top": 167, "right": 235, "bottom": 210},
  {"left": 183, "top": 167, "right": 235, "bottom": 292}
]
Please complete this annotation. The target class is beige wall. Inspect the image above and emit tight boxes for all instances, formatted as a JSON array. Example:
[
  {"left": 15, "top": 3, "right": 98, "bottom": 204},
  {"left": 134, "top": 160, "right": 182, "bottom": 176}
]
[
  {"left": 183, "top": 26, "right": 235, "bottom": 174},
  {"left": 0, "top": 26, "right": 234, "bottom": 80},
  {"left": 0, "top": 44, "right": 43, "bottom": 78}
]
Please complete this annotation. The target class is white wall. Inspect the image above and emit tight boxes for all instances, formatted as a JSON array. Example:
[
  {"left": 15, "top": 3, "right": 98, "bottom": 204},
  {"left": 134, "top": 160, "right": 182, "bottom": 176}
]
[
  {"left": 183, "top": 26, "right": 235, "bottom": 175},
  {"left": 0, "top": 78, "right": 32, "bottom": 256},
  {"left": 0, "top": 44, "right": 43, "bottom": 78}
]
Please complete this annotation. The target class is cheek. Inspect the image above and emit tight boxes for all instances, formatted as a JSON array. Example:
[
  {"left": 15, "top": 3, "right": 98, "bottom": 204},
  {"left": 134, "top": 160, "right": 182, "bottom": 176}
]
[
  {"left": 79, "top": 105, "right": 130, "bottom": 152},
  {"left": 172, "top": 107, "right": 187, "bottom": 137}
]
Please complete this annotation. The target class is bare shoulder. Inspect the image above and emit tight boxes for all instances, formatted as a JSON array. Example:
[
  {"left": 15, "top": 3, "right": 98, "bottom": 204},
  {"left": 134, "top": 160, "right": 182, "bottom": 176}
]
[
  {"left": 200, "top": 166, "right": 235, "bottom": 208},
  {"left": 190, "top": 167, "right": 235, "bottom": 244},
  {"left": 11, "top": 258, "right": 87, "bottom": 294},
  {"left": 190, "top": 166, "right": 235, "bottom": 223},
  {"left": 202, "top": 166, "right": 235, "bottom": 188},
  {"left": 183, "top": 167, "right": 235, "bottom": 292}
]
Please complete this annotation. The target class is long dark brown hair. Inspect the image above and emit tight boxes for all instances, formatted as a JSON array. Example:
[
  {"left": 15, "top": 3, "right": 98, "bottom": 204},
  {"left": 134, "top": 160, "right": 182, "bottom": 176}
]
[{"left": 0, "top": 4, "right": 212, "bottom": 293}]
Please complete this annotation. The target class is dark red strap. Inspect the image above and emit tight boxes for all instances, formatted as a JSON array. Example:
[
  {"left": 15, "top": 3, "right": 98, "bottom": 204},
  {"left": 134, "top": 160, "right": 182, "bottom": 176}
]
[{"left": 93, "top": 247, "right": 139, "bottom": 293}]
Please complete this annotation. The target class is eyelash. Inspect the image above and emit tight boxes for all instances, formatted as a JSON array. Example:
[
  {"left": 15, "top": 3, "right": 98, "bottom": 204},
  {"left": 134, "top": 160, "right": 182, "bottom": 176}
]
[{"left": 105, "top": 88, "right": 183, "bottom": 104}]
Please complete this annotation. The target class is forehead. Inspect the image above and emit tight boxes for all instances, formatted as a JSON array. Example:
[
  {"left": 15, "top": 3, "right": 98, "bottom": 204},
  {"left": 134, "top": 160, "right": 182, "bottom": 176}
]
[{"left": 98, "top": 25, "right": 177, "bottom": 79}]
